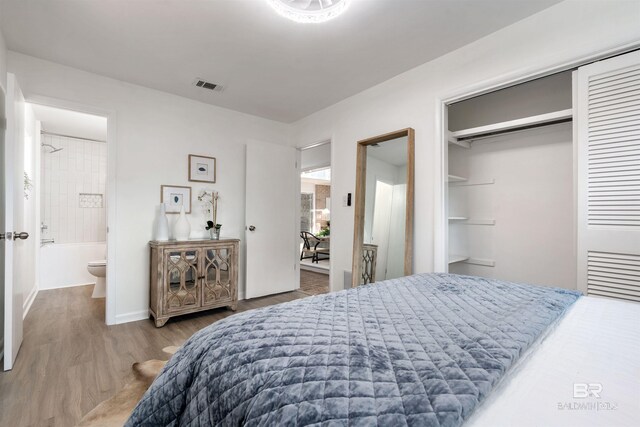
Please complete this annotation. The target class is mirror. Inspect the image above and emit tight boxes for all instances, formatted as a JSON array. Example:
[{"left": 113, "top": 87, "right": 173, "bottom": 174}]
[{"left": 352, "top": 128, "right": 414, "bottom": 287}]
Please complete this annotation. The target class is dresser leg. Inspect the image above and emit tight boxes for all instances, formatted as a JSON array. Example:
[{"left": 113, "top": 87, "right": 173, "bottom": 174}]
[
  {"left": 229, "top": 303, "right": 238, "bottom": 311},
  {"left": 155, "top": 317, "right": 169, "bottom": 328}
]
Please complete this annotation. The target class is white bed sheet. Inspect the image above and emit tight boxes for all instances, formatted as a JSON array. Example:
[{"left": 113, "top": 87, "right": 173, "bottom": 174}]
[{"left": 466, "top": 296, "right": 640, "bottom": 427}]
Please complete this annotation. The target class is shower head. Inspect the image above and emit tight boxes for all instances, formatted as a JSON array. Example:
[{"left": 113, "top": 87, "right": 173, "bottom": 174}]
[{"left": 41, "top": 143, "right": 63, "bottom": 153}]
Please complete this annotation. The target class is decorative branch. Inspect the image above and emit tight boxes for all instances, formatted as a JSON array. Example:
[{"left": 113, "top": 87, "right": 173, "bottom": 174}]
[{"left": 197, "top": 189, "right": 221, "bottom": 229}]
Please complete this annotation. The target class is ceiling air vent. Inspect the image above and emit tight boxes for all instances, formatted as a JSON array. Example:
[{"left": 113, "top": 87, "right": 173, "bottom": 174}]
[{"left": 193, "top": 78, "right": 222, "bottom": 92}]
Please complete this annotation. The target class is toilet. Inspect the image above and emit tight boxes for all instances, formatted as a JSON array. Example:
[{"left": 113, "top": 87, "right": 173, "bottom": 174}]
[{"left": 87, "top": 260, "right": 107, "bottom": 298}]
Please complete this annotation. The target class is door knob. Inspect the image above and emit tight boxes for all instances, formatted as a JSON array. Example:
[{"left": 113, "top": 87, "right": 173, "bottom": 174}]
[
  {"left": 248, "top": 225, "right": 256, "bottom": 232},
  {"left": 13, "top": 232, "right": 29, "bottom": 240}
]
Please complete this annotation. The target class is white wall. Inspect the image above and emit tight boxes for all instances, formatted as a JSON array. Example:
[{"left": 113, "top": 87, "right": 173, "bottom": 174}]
[
  {"left": 0, "top": 24, "right": 7, "bottom": 92},
  {"left": 291, "top": 0, "right": 640, "bottom": 291},
  {"left": 7, "top": 52, "right": 291, "bottom": 322},
  {"left": 41, "top": 134, "right": 107, "bottom": 244}
]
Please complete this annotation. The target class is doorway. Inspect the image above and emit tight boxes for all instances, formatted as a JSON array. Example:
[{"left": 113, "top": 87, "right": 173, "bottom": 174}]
[
  {"left": 29, "top": 104, "right": 109, "bottom": 319},
  {"left": 298, "top": 142, "right": 331, "bottom": 295}
]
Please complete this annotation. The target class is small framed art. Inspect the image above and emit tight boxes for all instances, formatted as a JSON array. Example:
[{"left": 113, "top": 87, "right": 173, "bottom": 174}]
[
  {"left": 161, "top": 185, "right": 192, "bottom": 213},
  {"left": 189, "top": 154, "right": 216, "bottom": 183}
]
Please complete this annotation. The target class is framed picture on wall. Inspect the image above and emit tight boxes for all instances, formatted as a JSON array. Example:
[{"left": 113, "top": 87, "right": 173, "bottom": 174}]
[
  {"left": 161, "top": 185, "right": 192, "bottom": 213},
  {"left": 189, "top": 154, "right": 216, "bottom": 183}
]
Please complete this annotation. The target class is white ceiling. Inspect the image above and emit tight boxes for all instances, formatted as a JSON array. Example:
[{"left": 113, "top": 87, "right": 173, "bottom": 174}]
[
  {"left": 1, "top": 0, "right": 561, "bottom": 123},
  {"left": 31, "top": 104, "right": 107, "bottom": 142}
]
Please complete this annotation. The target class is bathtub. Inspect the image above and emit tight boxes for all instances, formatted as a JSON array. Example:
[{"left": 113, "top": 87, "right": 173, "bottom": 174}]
[{"left": 39, "top": 242, "right": 107, "bottom": 290}]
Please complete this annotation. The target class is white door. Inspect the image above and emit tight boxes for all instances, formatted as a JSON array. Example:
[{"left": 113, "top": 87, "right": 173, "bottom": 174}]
[
  {"left": 3, "top": 74, "right": 28, "bottom": 370},
  {"left": 576, "top": 51, "right": 640, "bottom": 302},
  {"left": 245, "top": 140, "right": 297, "bottom": 299}
]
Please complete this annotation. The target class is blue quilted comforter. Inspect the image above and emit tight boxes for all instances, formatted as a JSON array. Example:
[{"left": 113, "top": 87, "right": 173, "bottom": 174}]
[{"left": 127, "top": 273, "right": 580, "bottom": 426}]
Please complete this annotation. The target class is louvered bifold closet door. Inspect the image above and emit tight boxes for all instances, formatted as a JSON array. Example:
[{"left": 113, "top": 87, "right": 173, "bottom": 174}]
[{"left": 577, "top": 51, "right": 640, "bottom": 302}]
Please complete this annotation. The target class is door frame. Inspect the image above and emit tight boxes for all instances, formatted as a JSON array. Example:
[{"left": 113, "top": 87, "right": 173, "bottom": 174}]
[
  {"left": 297, "top": 140, "right": 332, "bottom": 291},
  {"left": 26, "top": 95, "right": 118, "bottom": 325},
  {"left": 434, "top": 41, "right": 640, "bottom": 273}
]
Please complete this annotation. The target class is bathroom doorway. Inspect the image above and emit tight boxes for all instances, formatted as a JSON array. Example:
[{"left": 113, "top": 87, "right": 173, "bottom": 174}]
[{"left": 29, "top": 104, "right": 109, "bottom": 320}]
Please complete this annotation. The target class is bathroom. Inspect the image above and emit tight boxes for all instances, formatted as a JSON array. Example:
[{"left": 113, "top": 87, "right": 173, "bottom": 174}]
[{"left": 32, "top": 104, "right": 108, "bottom": 301}]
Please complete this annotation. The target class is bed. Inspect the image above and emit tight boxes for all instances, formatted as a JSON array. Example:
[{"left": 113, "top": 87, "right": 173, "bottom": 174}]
[{"left": 126, "top": 273, "right": 637, "bottom": 426}]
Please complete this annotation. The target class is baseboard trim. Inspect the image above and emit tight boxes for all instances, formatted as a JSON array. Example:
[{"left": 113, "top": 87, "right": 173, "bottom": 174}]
[
  {"left": 23, "top": 287, "right": 38, "bottom": 319},
  {"left": 115, "top": 310, "right": 149, "bottom": 325},
  {"left": 39, "top": 281, "right": 95, "bottom": 291}
]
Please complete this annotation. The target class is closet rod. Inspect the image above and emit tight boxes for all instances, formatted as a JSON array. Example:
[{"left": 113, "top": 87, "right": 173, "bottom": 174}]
[
  {"left": 458, "top": 117, "right": 572, "bottom": 143},
  {"left": 40, "top": 130, "right": 106, "bottom": 143},
  {"left": 451, "top": 108, "right": 573, "bottom": 143}
]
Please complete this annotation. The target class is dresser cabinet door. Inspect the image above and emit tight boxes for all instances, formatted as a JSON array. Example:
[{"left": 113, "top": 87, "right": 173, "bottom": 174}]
[
  {"left": 164, "top": 249, "right": 201, "bottom": 313},
  {"left": 202, "top": 246, "right": 233, "bottom": 306}
]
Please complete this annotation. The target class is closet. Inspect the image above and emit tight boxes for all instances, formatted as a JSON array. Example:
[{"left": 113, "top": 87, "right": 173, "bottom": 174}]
[
  {"left": 446, "top": 71, "right": 576, "bottom": 289},
  {"left": 445, "top": 49, "right": 640, "bottom": 302}
]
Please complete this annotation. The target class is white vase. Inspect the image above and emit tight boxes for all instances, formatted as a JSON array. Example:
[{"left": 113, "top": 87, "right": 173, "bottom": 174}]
[
  {"left": 153, "top": 203, "right": 170, "bottom": 241},
  {"left": 173, "top": 206, "right": 191, "bottom": 241}
]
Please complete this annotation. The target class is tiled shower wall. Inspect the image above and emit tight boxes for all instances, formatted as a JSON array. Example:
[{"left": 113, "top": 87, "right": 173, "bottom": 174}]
[{"left": 41, "top": 134, "right": 107, "bottom": 243}]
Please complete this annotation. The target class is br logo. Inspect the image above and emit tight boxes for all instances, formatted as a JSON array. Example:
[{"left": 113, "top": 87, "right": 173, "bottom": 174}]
[{"left": 573, "top": 383, "right": 603, "bottom": 399}]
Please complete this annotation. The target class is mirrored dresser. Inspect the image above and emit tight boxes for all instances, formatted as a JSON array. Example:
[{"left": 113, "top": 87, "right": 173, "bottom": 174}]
[{"left": 149, "top": 239, "right": 239, "bottom": 327}]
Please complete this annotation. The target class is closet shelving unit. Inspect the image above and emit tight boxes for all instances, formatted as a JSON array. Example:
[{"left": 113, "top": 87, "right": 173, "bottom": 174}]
[{"left": 447, "top": 108, "right": 574, "bottom": 271}]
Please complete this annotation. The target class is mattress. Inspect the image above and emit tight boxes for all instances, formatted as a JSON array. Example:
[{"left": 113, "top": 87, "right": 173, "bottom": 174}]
[
  {"left": 126, "top": 273, "right": 580, "bottom": 426},
  {"left": 466, "top": 296, "right": 640, "bottom": 427}
]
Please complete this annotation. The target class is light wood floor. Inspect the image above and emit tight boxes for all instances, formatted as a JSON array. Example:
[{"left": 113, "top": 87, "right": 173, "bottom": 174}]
[{"left": 0, "top": 285, "right": 307, "bottom": 427}]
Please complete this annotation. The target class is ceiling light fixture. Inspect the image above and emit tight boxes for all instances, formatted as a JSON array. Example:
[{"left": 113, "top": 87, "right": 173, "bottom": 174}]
[{"left": 267, "top": 0, "right": 350, "bottom": 24}]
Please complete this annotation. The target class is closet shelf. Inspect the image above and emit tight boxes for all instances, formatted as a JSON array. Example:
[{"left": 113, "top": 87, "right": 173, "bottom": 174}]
[
  {"left": 447, "top": 174, "right": 467, "bottom": 183},
  {"left": 449, "top": 108, "right": 573, "bottom": 143},
  {"left": 465, "top": 258, "right": 496, "bottom": 267},
  {"left": 448, "top": 217, "right": 468, "bottom": 221},
  {"left": 449, "top": 178, "right": 495, "bottom": 187},
  {"left": 448, "top": 255, "right": 469, "bottom": 264}
]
